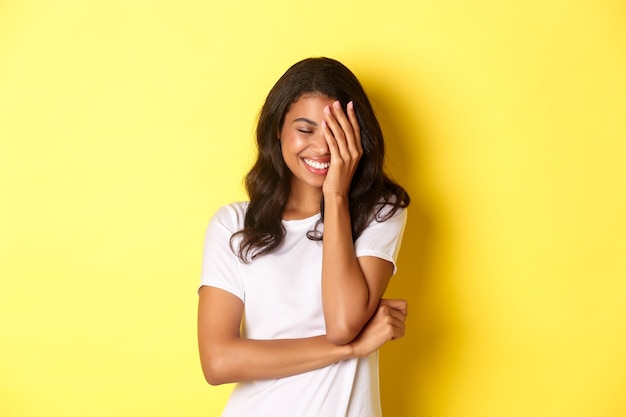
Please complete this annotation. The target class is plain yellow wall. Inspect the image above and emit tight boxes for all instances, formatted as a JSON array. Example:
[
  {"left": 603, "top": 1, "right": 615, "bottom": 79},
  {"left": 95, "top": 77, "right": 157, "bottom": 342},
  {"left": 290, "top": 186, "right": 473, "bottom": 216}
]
[{"left": 1, "top": 0, "right": 625, "bottom": 416}]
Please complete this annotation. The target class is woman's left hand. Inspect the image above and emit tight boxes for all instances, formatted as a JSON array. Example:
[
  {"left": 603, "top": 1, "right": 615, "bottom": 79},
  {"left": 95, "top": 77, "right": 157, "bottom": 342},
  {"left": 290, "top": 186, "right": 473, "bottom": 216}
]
[
  {"left": 350, "top": 298, "right": 408, "bottom": 358},
  {"left": 321, "top": 100, "right": 363, "bottom": 198}
]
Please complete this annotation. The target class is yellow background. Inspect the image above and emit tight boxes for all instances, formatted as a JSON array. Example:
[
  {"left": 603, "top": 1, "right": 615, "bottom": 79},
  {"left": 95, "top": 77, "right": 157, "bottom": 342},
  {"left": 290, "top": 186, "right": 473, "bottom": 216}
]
[{"left": 1, "top": 0, "right": 625, "bottom": 416}]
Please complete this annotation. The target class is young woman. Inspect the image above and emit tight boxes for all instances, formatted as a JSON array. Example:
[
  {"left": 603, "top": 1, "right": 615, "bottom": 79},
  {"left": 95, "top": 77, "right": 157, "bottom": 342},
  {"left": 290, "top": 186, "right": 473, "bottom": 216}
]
[{"left": 198, "top": 57, "right": 410, "bottom": 417}]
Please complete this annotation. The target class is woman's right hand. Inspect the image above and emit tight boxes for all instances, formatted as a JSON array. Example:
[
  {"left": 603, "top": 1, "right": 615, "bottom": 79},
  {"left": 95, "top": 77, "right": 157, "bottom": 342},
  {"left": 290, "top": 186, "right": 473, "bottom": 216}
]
[{"left": 350, "top": 299, "right": 408, "bottom": 358}]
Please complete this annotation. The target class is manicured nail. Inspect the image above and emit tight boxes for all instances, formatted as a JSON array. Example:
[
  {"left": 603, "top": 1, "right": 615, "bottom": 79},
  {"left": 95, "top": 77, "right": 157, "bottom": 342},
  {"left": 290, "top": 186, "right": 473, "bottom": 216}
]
[
  {"left": 333, "top": 101, "right": 341, "bottom": 109},
  {"left": 324, "top": 106, "right": 331, "bottom": 115},
  {"left": 348, "top": 101, "right": 354, "bottom": 111}
]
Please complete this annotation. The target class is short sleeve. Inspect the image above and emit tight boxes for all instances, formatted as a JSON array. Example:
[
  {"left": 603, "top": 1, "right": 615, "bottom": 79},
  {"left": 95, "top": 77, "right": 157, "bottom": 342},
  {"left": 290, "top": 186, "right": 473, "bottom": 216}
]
[
  {"left": 354, "top": 206, "right": 407, "bottom": 275},
  {"left": 199, "top": 204, "right": 246, "bottom": 301}
]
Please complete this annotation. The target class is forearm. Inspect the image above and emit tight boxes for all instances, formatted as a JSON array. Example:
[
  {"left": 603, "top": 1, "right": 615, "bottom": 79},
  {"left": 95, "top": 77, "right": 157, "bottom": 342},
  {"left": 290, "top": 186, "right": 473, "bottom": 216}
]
[
  {"left": 321, "top": 194, "right": 373, "bottom": 344},
  {"left": 200, "top": 335, "right": 353, "bottom": 386}
]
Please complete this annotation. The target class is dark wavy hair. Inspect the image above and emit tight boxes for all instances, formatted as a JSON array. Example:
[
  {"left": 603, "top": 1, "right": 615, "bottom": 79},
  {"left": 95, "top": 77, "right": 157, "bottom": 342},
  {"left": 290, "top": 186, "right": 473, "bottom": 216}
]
[{"left": 232, "top": 57, "right": 410, "bottom": 262}]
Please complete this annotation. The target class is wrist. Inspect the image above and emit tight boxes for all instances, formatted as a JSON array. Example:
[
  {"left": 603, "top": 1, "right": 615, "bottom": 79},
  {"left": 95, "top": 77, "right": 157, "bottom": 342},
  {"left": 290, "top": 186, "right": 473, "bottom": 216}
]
[
  {"left": 323, "top": 192, "right": 348, "bottom": 207},
  {"left": 343, "top": 341, "right": 357, "bottom": 360},
  {"left": 328, "top": 336, "right": 357, "bottom": 360}
]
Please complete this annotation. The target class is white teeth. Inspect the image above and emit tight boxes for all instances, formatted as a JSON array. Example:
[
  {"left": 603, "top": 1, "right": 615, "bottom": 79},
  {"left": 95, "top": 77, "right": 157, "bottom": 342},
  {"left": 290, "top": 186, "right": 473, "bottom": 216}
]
[{"left": 304, "top": 159, "right": 330, "bottom": 170}]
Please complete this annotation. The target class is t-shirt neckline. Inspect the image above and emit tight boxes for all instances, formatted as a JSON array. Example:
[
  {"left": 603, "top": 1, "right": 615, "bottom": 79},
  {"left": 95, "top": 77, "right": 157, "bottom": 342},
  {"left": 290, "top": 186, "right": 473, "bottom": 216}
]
[{"left": 281, "top": 212, "right": 320, "bottom": 228}]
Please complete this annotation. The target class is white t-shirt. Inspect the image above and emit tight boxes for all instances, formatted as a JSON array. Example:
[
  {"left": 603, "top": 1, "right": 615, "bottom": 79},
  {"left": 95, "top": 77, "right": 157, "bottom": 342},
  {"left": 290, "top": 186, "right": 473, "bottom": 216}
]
[{"left": 200, "top": 202, "right": 407, "bottom": 417}]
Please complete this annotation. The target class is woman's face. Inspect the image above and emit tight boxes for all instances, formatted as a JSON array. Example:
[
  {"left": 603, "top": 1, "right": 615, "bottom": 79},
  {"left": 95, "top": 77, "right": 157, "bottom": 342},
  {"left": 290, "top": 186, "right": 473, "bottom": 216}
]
[{"left": 279, "top": 94, "right": 335, "bottom": 195}]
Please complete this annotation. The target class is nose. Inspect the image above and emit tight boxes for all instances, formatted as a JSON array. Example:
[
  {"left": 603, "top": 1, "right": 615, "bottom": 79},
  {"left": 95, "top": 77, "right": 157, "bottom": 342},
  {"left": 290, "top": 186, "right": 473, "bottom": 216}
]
[{"left": 311, "top": 131, "right": 329, "bottom": 155}]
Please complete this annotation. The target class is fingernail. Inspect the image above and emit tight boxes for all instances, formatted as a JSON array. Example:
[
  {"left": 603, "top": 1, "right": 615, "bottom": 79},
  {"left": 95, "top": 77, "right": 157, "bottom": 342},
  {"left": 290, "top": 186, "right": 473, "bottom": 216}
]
[
  {"left": 324, "top": 106, "right": 331, "bottom": 115},
  {"left": 333, "top": 101, "right": 341, "bottom": 109},
  {"left": 348, "top": 101, "right": 354, "bottom": 110},
  {"left": 321, "top": 120, "right": 327, "bottom": 128}
]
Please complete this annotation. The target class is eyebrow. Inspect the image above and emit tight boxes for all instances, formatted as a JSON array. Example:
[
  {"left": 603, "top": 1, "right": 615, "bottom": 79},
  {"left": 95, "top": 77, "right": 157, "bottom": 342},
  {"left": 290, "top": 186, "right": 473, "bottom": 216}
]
[{"left": 291, "top": 117, "right": 318, "bottom": 126}]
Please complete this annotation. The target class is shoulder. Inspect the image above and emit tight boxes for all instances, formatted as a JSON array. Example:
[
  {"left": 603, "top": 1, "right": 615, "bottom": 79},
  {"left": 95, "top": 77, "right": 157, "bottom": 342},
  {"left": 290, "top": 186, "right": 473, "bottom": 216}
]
[
  {"left": 214, "top": 201, "right": 249, "bottom": 219},
  {"left": 372, "top": 200, "right": 407, "bottom": 224},
  {"left": 359, "top": 201, "right": 407, "bottom": 237},
  {"left": 208, "top": 202, "right": 249, "bottom": 232}
]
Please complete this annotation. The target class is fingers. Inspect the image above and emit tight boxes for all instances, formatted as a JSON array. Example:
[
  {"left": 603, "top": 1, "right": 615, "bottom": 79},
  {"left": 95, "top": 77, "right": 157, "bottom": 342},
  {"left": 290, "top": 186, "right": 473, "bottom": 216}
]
[
  {"left": 375, "top": 307, "right": 406, "bottom": 341},
  {"left": 380, "top": 298, "right": 408, "bottom": 316},
  {"left": 380, "top": 305, "right": 407, "bottom": 330},
  {"left": 322, "top": 101, "right": 362, "bottom": 160},
  {"left": 374, "top": 300, "right": 408, "bottom": 341},
  {"left": 321, "top": 110, "right": 340, "bottom": 158},
  {"left": 352, "top": 298, "right": 409, "bottom": 357},
  {"left": 346, "top": 101, "right": 362, "bottom": 155}
]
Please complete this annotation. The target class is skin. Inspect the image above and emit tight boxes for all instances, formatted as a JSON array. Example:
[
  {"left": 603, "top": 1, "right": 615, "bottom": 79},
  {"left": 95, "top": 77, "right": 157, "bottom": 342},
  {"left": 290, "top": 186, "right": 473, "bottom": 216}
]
[
  {"left": 198, "top": 94, "right": 408, "bottom": 385},
  {"left": 280, "top": 94, "right": 335, "bottom": 219}
]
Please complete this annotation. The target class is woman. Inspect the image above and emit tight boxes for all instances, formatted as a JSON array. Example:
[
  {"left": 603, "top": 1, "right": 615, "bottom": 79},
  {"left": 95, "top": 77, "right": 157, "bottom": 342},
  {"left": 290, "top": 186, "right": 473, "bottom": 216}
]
[{"left": 198, "top": 57, "right": 410, "bottom": 416}]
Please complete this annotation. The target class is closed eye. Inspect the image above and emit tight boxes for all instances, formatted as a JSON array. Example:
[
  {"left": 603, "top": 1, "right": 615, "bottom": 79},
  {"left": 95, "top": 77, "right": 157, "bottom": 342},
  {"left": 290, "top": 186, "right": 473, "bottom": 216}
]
[{"left": 292, "top": 117, "right": 318, "bottom": 133}]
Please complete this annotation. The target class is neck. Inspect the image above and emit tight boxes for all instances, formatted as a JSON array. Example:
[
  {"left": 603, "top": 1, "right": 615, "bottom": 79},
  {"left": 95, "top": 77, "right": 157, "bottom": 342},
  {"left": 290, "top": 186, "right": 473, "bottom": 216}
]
[{"left": 283, "top": 183, "right": 322, "bottom": 220}]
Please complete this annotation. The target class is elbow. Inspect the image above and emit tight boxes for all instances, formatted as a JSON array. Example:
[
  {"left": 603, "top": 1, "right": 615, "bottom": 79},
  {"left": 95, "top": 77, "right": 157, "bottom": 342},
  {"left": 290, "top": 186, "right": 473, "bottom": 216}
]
[
  {"left": 325, "top": 307, "right": 375, "bottom": 345},
  {"left": 325, "top": 322, "right": 361, "bottom": 345},
  {"left": 200, "top": 355, "right": 231, "bottom": 386},
  {"left": 203, "top": 371, "right": 226, "bottom": 387}
]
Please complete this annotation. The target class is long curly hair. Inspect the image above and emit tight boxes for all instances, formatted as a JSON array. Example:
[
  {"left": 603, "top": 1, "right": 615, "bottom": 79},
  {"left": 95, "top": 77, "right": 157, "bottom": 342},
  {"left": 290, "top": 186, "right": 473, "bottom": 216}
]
[{"left": 232, "top": 57, "right": 410, "bottom": 262}]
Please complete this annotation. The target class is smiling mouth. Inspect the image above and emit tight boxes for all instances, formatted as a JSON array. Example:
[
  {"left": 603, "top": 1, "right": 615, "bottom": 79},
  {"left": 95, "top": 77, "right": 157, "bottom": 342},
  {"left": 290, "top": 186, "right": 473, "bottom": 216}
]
[{"left": 303, "top": 158, "right": 330, "bottom": 170}]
